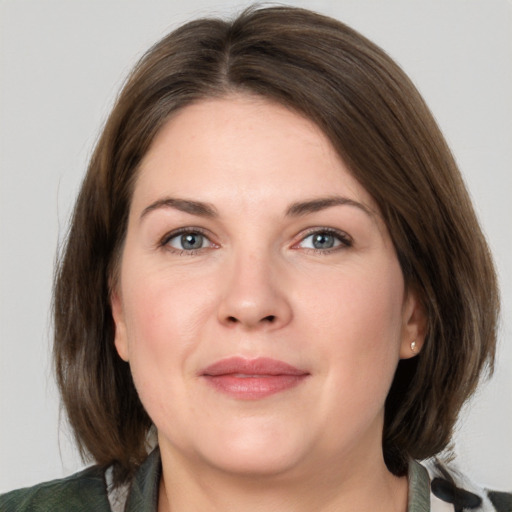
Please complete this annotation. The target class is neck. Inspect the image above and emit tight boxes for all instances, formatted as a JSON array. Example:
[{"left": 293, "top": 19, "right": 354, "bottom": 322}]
[{"left": 157, "top": 441, "right": 408, "bottom": 512}]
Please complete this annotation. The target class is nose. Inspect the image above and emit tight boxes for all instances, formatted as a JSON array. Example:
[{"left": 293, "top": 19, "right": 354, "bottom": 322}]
[{"left": 217, "top": 251, "right": 293, "bottom": 331}]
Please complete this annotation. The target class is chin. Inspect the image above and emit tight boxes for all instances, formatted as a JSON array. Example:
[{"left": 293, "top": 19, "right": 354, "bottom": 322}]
[
  {"left": 191, "top": 421, "right": 310, "bottom": 477},
  {"left": 203, "top": 445, "right": 305, "bottom": 478}
]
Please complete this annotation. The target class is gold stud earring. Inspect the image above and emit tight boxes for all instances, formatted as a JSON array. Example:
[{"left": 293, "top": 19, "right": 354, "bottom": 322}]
[{"left": 410, "top": 340, "right": 417, "bottom": 353}]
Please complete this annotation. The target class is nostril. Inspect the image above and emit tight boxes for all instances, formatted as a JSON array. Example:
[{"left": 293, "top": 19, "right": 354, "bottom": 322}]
[{"left": 224, "top": 314, "right": 276, "bottom": 325}]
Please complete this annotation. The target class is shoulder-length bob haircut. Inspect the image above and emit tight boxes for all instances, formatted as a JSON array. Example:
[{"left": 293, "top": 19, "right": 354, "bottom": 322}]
[{"left": 54, "top": 5, "right": 499, "bottom": 483}]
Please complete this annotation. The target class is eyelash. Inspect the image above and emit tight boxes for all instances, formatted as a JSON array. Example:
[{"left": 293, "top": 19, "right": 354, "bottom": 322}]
[
  {"left": 158, "top": 227, "right": 353, "bottom": 256},
  {"left": 159, "top": 227, "right": 215, "bottom": 256},
  {"left": 293, "top": 228, "right": 353, "bottom": 254}
]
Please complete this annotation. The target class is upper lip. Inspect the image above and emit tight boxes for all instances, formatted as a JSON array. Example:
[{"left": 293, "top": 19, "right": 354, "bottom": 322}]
[{"left": 201, "top": 357, "right": 309, "bottom": 376}]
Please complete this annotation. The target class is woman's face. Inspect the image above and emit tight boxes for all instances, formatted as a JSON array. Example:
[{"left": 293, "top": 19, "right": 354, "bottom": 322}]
[{"left": 112, "top": 96, "right": 424, "bottom": 478}]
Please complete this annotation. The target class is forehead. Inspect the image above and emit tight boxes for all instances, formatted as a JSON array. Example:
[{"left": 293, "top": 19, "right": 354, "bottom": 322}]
[{"left": 132, "top": 95, "right": 377, "bottom": 215}]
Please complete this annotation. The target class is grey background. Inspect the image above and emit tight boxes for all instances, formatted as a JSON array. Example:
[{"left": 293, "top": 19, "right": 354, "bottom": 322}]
[{"left": 1, "top": 0, "right": 511, "bottom": 491}]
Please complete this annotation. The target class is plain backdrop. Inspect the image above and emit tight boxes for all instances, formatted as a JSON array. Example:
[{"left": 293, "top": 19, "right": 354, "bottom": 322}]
[{"left": 1, "top": 0, "right": 511, "bottom": 492}]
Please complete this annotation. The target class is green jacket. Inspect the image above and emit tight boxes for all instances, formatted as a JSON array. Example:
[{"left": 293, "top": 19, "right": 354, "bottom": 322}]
[{"left": 0, "top": 449, "right": 161, "bottom": 511}]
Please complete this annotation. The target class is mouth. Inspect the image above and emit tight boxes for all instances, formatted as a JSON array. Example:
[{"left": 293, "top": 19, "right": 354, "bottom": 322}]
[{"left": 200, "top": 357, "right": 310, "bottom": 400}]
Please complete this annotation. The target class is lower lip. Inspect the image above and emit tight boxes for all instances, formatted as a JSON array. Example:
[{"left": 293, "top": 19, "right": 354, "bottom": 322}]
[{"left": 203, "top": 374, "right": 308, "bottom": 399}]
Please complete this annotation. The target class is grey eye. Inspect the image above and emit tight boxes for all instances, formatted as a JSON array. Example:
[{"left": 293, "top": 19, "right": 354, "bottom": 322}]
[
  {"left": 311, "top": 233, "right": 336, "bottom": 249},
  {"left": 168, "top": 232, "right": 210, "bottom": 251},
  {"left": 298, "top": 230, "right": 351, "bottom": 251}
]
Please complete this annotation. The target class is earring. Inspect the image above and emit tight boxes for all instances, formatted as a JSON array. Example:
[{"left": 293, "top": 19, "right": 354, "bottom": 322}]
[{"left": 410, "top": 340, "right": 417, "bottom": 353}]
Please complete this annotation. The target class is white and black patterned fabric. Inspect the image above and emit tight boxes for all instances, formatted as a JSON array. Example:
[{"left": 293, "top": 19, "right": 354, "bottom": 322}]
[{"left": 421, "top": 459, "right": 512, "bottom": 512}]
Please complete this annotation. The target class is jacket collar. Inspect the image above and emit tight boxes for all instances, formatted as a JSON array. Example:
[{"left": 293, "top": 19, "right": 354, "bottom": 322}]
[
  {"left": 124, "top": 447, "right": 161, "bottom": 511},
  {"left": 408, "top": 460, "right": 431, "bottom": 511}
]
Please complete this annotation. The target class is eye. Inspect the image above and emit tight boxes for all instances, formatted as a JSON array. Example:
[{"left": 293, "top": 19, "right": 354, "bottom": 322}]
[
  {"left": 297, "top": 229, "right": 352, "bottom": 251},
  {"left": 163, "top": 230, "right": 214, "bottom": 253}
]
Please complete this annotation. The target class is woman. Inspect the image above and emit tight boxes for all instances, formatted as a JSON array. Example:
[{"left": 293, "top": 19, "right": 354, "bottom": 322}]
[{"left": 1, "top": 5, "right": 509, "bottom": 511}]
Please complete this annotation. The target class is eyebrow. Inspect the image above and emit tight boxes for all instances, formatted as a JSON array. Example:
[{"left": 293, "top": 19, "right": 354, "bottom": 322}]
[
  {"left": 140, "top": 195, "right": 374, "bottom": 221},
  {"left": 285, "top": 196, "right": 374, "bottom": 218},
  {"left": 140, "top": 198, "right": 218, "bottom": 220}
]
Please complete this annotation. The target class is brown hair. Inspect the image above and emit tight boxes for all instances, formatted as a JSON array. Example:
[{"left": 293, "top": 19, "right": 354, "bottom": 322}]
[{"left": 53, "top": 5, "right": 499, "bottom": 484}]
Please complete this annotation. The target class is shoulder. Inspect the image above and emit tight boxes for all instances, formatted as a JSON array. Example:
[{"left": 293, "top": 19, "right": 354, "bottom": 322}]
[
  {"left": 420, "top": 458, "right": 512, "bottom": 512},
  {"left": 0, "top": 465, "right": 112, "bottom": 512}
]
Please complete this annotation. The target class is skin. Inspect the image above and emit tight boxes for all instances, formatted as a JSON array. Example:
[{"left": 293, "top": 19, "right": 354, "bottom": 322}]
[{"left": 111, "top": 95, "right": 426, "bottom": 512}]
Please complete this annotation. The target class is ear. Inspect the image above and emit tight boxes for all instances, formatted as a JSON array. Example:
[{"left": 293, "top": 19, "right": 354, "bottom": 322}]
[
  {"left": 110, "top": 286, "right": 130, "bottom": 362},
  {"left": 399, "top": 288, "right": 428, "bottom": 359}
]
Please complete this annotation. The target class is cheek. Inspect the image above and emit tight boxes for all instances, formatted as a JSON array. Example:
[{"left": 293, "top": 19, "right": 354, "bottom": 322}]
[
  {"left": 123, "top": 263, "right": 213, "bottom": 348},
  {"left": 119, "top": 264, "right": 215, "bottom": 399},
  {"left": 118, "top": 271, "right": 211, "bottom": 432},
  {"left": 303, "top": 259, "right": 405, "bottom": 401},
  {"left": 306, "top": 257, "right": 403, "bottom": 334}
]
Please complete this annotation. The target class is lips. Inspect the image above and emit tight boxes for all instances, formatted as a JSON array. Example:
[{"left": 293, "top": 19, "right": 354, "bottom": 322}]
[{"left": 201, "top": 357, "right": 309, "bottom": 399}]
